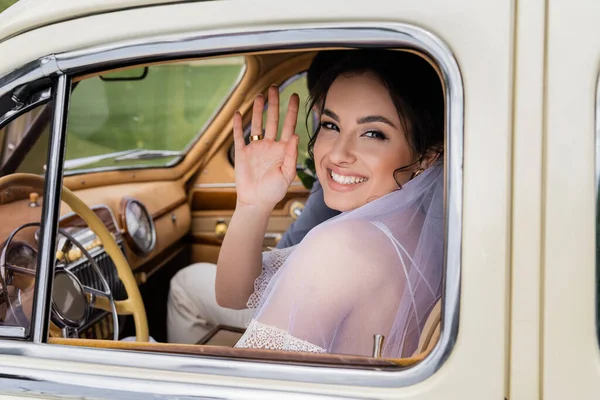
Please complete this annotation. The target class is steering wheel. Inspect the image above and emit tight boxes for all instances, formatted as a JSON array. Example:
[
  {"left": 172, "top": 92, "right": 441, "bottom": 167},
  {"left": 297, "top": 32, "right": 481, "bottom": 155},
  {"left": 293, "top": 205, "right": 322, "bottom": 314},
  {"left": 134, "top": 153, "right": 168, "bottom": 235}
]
[{"left": 0, "top": 173, "right": 149, "bottom": 341}]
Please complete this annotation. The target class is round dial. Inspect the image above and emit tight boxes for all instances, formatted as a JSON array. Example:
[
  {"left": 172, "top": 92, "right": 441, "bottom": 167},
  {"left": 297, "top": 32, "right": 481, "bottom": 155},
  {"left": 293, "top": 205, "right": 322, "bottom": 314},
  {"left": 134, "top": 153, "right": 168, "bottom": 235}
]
[
  {"left": 123, "top": 199, "right": 156, "bottom": 255},
  {"left": 6, "top": 242, "right": 37, "bottom": 271}
]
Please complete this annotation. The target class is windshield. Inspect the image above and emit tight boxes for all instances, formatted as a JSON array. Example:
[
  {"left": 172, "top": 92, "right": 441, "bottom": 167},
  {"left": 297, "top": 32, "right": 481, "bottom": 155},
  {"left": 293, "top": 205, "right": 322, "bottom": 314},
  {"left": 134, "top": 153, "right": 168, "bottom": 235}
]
[
  {"left": 64, "top": 57, "right": 245, "bottom": 173},
  {"left": 64, "top": 57, "right": 245, "bottom": 172},
  {"left": 0, "top": 57, "right": 245, "bottom": 175}
]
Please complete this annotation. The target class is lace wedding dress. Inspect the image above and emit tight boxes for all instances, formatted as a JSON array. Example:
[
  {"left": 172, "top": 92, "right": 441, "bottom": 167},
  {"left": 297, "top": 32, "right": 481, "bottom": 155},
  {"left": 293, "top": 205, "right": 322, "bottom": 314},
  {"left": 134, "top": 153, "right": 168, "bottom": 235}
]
[
  {"left": 235, "top": 163, "right": 444, "bottom": 358},
  {"left": 235, "top": 245, "right": 327, "bottom": 353}
]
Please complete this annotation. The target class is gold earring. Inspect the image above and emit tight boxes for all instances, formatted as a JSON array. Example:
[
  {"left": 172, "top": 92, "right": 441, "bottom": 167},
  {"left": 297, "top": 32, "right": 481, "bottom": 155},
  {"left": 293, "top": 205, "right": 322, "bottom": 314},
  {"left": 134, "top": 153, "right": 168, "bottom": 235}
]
[{"left": 413, "top": 168, "right": 424, "bottom": 178}]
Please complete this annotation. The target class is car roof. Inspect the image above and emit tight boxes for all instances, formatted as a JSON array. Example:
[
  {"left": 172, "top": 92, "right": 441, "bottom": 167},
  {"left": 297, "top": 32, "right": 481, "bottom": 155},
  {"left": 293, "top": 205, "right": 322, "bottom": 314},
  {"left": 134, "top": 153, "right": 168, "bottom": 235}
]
[{"left": 0, "top": 0, "right": 182, "bottom": 42}]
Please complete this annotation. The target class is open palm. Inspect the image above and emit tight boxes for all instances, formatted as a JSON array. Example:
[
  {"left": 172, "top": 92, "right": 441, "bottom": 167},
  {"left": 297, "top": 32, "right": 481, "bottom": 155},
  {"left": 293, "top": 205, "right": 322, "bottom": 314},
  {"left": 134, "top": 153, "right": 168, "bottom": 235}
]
[{"left": 233, "top": 87, "right": 299, "bottom": 211}]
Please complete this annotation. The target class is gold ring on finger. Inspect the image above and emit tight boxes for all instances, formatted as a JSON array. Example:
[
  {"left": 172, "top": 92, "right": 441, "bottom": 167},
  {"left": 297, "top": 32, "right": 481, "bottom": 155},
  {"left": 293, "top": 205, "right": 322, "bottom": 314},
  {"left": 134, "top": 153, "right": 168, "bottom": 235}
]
[{"left": 249, "top": 134, "right": 263, "bottom": 142}]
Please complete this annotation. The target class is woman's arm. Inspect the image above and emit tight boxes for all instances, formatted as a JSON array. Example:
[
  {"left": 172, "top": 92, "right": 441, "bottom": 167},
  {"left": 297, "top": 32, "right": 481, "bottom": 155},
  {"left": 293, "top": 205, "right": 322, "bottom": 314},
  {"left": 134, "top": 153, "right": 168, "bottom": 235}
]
[
  {"left": 215, "top": 204, "right": 270, "bottom": 309},
  {"left": 215, "top": 87, "right": 299, "bottom": 309}
]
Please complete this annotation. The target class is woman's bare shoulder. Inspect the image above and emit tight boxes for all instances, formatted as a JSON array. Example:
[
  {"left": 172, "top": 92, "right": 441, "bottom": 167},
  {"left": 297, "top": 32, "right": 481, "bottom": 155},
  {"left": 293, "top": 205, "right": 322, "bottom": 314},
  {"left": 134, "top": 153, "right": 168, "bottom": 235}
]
[{"left": 295, "top": 219, "right": 397, "bottom": 268}]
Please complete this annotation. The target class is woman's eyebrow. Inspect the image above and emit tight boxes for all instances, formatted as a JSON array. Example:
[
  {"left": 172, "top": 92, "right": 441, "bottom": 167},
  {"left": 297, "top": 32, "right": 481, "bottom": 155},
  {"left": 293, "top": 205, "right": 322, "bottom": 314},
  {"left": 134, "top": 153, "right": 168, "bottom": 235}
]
[
  {"left": 322, "top": 109, "right": 340, "bottom": 121},
  {"left": 357, "top": 115, "right": 397, "bottom": 129}
]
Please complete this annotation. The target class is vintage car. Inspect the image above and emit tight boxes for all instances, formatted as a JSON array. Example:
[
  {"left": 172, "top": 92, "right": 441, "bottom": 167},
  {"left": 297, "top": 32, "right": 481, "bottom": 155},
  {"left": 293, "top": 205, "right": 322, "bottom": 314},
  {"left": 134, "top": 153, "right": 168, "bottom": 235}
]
[{"left": 0, "top": 0, "right": 599, "bottom": 398}]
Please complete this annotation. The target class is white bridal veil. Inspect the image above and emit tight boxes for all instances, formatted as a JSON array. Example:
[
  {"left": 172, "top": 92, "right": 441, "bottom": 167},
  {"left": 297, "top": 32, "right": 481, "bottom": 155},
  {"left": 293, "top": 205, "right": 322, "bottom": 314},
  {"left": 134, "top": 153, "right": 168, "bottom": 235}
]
[{"left": 236, "top": 161, "right": 444, "bottom": 358}]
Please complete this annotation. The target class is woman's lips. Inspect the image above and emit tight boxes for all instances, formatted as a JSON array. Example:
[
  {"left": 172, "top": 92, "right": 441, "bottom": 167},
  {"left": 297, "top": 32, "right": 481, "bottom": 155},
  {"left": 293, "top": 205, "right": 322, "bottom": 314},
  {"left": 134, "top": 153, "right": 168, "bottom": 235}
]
[{"left": 325, "top": 168, "right": 369, "bottom": 192}]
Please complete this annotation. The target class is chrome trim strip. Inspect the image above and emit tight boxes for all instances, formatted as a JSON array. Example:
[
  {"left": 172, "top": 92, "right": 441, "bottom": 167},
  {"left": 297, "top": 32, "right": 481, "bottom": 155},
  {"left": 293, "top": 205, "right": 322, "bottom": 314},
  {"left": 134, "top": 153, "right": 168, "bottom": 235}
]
[
  {"left": 0, "top": 359, "right": 358, "bottom": 400},
  {"left": 0, "top": 326, "right": 26, "bottom": 338},
  {"left": 0, "top": 56, "right": 60, "bottom": 100},
  {"left": 595, "top": 72, "right": 600, "bottom": 342},
  {"left": 596, "top": 72, "right": 600, "bottom": 200},
  {"left": 31, "top": 74, "right": 70, "bottom": 343},
  {"left": 0, "top": 60, "right": 45, "bottom": 99},
  {"left": 1, "top": 23, "right": 463, "bottom": 388},
  {"left": 59, "top": 204, "right": 123, "bottom": 239}
]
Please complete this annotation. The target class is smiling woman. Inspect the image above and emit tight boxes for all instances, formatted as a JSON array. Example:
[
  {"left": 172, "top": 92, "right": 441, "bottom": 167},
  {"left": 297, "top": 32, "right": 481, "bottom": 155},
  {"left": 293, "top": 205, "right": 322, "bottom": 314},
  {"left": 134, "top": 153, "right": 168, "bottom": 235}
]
[{"left": 216, "top": 50, "right": 445, "bottom": 358}]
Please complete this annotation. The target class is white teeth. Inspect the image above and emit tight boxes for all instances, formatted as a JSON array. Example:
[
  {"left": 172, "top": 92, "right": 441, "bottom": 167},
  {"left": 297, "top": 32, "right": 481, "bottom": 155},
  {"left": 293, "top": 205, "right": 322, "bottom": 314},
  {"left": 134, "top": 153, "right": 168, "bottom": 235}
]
[{"left": 330, "top": 170, "right": 367, "bottom": 185}]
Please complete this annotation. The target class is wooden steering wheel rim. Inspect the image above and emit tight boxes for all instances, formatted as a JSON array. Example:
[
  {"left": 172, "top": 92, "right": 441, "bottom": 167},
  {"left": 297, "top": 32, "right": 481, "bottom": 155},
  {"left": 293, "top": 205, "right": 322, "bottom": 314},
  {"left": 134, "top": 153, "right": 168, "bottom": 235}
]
[{"left": 0, "top": 173, "right": 149, "bottom": 342}]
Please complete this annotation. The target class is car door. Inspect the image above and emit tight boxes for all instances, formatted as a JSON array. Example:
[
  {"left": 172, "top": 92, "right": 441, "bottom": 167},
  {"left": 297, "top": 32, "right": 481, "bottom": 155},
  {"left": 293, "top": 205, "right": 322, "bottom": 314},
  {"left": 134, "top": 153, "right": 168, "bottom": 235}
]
[
  {"left": 542, "top": 1, "right": 600, "bottom": 399},
  {"left": 0, "top": 0, "right": 514, "bottom": 398}
]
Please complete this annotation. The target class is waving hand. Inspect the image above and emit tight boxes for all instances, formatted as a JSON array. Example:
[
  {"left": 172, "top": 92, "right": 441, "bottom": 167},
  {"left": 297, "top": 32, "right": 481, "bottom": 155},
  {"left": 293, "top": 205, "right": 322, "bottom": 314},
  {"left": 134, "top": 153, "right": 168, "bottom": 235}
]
[{"left": 233, "top": 86, "right": 300, "bottom": 213}]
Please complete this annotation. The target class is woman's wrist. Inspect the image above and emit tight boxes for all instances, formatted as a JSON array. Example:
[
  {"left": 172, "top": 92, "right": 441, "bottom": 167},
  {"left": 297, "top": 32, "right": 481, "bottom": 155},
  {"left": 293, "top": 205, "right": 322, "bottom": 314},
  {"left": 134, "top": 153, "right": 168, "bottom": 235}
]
[{"left": 234, "top": 201, "right": 273, "bottom": 220}]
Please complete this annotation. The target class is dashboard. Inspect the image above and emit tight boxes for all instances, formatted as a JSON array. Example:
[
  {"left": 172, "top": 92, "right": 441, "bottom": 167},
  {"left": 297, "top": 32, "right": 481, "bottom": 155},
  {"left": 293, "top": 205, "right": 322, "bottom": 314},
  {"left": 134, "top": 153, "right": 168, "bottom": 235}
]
[{"left": 0, "top": 180, "right": 191, "bottom": 339}]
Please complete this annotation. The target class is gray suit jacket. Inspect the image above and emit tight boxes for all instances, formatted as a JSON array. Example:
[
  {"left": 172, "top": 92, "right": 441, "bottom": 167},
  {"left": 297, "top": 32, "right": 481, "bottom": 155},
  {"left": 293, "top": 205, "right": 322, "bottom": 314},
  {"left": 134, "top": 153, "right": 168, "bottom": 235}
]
[{"left": 276, "top": 180, "right": 340, "bottom": 249}]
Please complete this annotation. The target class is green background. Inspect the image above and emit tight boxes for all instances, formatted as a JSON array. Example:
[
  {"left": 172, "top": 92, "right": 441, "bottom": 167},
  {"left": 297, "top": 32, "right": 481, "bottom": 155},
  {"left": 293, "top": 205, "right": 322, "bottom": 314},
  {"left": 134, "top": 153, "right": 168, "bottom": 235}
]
[{"left": 0, "top": 0, "right": 18, "bottom": 13}]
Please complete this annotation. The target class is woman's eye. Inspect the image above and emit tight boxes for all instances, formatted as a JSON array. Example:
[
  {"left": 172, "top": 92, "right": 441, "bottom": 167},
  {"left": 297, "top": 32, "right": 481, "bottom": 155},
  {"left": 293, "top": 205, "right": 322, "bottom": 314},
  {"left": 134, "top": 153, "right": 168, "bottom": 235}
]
[
  {"left": 320, "top": 121, "right": 338, "bottom": 131},
  {"left": 363, "top": 130, "right": 387, "bottom": 140}
]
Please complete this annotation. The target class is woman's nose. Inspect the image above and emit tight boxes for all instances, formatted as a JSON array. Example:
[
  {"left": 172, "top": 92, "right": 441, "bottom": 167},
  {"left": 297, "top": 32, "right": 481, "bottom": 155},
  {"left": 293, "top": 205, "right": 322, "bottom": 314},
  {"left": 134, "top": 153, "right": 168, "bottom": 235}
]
[{"left": 328, "top": 135, "right": 357, "bottom": 165}]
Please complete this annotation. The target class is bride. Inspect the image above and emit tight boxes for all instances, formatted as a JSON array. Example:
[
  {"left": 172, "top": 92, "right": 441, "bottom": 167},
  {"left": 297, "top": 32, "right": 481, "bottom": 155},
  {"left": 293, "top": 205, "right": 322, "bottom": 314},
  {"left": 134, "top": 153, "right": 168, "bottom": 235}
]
[{"left": 215, "top": 50, "right": 445, "bottom": 358}]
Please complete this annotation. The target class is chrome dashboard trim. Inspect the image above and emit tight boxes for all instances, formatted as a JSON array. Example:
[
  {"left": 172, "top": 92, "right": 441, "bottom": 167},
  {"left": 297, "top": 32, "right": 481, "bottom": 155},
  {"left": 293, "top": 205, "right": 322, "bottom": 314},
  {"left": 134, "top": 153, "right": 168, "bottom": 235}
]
[
  {"left": 122, "top": 198, "right": 157, "bottom": 256},
  {"left": 59, "top": 204, "right": 123, "bottom": 241},
  {"left": 57, "top": 203, "right": 124, "bottom": 272},
  {"left": 0, "top": 23, "right": 463, "bottom": 389}
]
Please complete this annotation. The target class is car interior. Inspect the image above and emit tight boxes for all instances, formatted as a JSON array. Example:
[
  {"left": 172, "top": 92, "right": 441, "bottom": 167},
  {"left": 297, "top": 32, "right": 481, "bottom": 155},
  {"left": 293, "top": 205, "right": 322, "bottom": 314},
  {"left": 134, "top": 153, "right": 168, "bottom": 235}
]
[{"left": 0, "top": 48, "right": 445, "bottom": 370}]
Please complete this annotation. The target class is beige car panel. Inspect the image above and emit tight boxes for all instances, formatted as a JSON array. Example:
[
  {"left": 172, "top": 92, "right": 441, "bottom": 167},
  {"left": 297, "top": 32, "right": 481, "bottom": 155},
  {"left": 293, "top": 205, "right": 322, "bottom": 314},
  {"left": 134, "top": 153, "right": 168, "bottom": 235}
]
[
  {"left": 543, "top": 1, "right": 600, "bottom": 399},
  {"left": 0, "top": 0, "right": 522, "bottom": 396}
]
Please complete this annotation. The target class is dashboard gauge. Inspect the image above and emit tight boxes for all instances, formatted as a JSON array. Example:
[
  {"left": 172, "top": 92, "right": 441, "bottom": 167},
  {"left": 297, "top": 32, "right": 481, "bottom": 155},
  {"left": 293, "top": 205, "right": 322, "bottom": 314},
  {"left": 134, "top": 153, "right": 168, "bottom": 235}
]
[
  {"left": 6, "top": 242, "right": 37, "bottom": 271},
  {"left": 121, "top": 198, "right": 156, "bottom": 256}
]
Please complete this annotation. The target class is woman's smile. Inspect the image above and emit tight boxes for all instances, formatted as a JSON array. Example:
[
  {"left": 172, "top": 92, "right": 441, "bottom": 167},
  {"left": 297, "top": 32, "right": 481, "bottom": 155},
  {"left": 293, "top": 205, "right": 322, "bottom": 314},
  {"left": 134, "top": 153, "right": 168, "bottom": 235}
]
[{"left": 325, "top": 166, "right": 369, "bottom": 192}]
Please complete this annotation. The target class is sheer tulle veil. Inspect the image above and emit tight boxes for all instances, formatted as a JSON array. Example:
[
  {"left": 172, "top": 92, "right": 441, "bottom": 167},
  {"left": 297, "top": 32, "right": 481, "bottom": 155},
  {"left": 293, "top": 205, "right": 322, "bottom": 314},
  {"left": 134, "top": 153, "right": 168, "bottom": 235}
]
[{"left": 239, "top": 160, "right": 444, "bottom": 358}]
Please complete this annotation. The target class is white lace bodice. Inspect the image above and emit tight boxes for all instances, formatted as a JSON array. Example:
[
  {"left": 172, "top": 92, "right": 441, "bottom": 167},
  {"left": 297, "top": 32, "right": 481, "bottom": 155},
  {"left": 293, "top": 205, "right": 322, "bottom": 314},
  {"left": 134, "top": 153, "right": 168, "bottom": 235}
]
[
  {"left": 235, "top": 319, "right": 326, "bottom": 353},
  {"left": 236, "top": 245, "right": 328, "bottom": 353},
  {"left": 246, "top": 245, "right": 297, "bottom": 309}
]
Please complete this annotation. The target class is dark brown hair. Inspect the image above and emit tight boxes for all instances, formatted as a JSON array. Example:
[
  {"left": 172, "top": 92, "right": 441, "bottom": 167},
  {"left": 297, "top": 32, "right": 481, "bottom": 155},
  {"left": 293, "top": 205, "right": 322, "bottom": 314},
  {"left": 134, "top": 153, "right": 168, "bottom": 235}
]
[{"left": 306, "top": 50, "right": 444, "bottom": 163}]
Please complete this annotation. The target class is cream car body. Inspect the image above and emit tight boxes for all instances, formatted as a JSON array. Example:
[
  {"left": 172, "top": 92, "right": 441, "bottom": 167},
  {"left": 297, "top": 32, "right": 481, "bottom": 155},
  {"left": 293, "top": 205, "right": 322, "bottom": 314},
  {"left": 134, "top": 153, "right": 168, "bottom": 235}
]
[{"left": 0, "top": 0, "right": 598, "bottom": 399}]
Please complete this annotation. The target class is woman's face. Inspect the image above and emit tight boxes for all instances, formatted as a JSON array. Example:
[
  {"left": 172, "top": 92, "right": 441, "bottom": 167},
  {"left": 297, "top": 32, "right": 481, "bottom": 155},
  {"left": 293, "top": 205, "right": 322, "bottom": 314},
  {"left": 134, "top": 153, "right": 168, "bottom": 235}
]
[{"left": 314, "top": 72, "right": 417, "bottom": 212}]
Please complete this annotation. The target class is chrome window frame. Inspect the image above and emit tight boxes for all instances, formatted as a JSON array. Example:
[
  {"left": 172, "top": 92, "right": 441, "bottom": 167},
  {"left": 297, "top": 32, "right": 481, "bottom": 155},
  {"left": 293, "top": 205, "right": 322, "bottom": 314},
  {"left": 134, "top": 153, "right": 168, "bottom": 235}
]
[
  {"left": 0, "top": 22, "right": 463, "bottom": 388},
  {"left": 594, "top": 75, "right": 600, "bottom": 346}
]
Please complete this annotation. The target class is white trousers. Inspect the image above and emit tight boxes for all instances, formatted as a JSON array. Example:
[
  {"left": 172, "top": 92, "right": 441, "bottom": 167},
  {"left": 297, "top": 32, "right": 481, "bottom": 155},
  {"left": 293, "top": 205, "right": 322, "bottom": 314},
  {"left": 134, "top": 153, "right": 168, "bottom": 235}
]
[{"left": 167, "top": 262, "right": 255, "bottom": 344}]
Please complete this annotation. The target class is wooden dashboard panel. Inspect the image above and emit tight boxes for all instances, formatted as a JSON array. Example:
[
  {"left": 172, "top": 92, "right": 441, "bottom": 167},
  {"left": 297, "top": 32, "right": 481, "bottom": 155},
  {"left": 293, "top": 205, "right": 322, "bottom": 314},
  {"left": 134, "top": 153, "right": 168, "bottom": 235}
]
[
  {"left": 62, "top": 181, "right": 186, "bottom": 219},
  {"left": 61, "top": 180, "right": 191, "bottom": 270},
  {"left": 0, "top": 180, "right": 190, "bottom": 274}
]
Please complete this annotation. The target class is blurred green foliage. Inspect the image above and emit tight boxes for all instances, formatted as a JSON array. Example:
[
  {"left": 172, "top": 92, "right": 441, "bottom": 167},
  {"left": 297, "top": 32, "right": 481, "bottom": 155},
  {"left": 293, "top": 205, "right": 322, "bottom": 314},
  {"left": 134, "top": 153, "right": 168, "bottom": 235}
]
[
  {"left": 0, "top": 0, "right": 18, "bottom": 13},
  {"left": 65, "top": 60, "right": 245, "bottom": 170}
]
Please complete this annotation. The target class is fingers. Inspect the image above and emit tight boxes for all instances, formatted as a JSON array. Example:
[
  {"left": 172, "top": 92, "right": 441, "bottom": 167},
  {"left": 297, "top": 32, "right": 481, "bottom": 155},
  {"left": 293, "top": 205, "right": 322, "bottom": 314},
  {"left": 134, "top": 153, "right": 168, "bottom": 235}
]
[
  {"left": 282, "top": 134, "right": 299, "bottom": 183},
  {"left": 280, "top": 93, "right": 299, "bottom": 142},
  {"left": 251, "top": 94, "right": 264, "bottom": 139},
  {"left": 232, "top": 111, "right": 245, "bottom": 158},
  {"left": 264, "top": 86, "right": 279, "bottom": 141}
]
